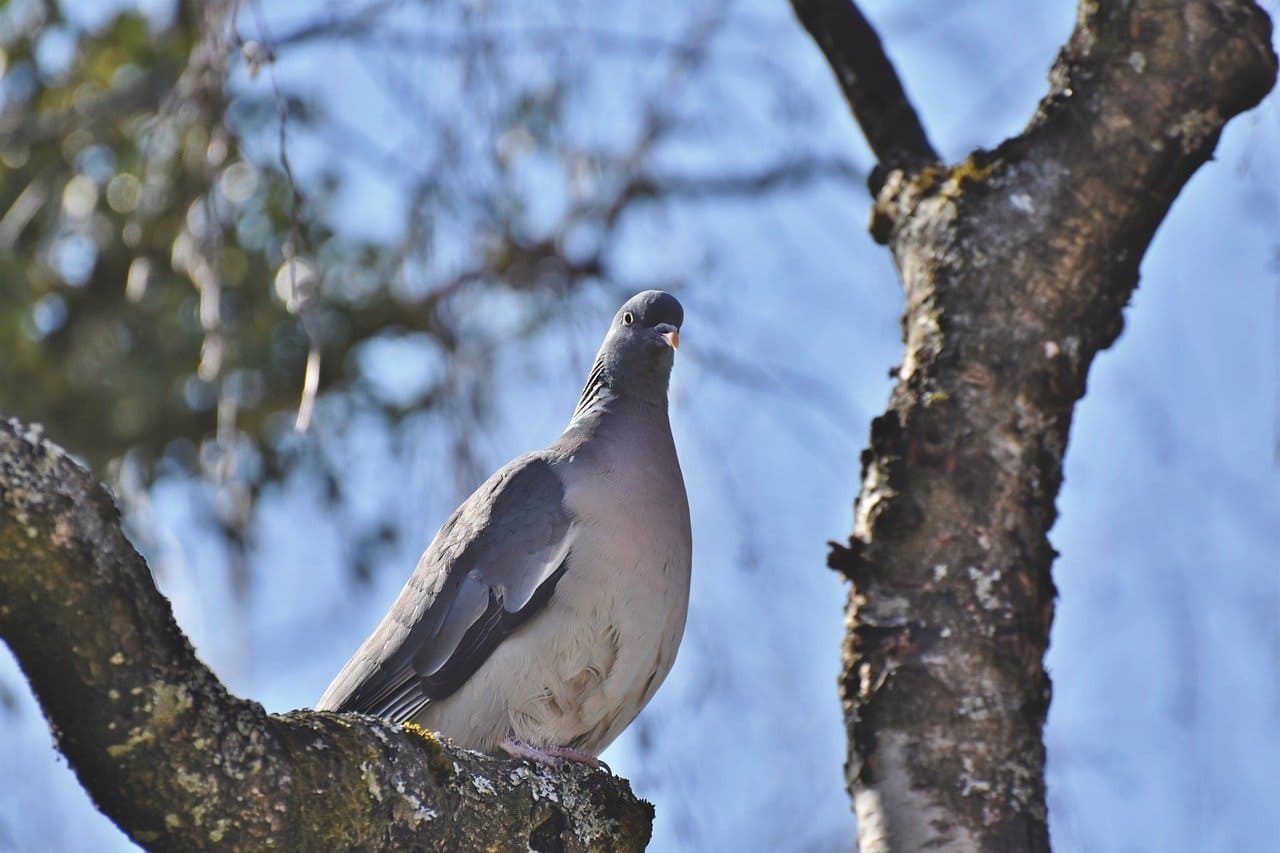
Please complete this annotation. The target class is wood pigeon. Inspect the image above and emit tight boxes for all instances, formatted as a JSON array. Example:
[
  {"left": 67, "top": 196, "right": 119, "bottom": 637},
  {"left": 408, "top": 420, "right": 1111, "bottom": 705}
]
[{"left": 316, "top": 290, "right": 691, "bottom": 768}]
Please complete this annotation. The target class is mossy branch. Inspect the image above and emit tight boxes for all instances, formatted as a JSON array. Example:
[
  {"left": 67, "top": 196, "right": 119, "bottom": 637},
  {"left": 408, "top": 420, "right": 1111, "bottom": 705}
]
[{"left": 0, "top": 416, "right": 652, "bottom": 851}]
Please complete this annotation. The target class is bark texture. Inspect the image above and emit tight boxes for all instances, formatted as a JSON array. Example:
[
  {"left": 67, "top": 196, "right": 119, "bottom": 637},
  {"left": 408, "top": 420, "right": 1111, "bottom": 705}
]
[
  {"left": 817, "top": 1, "right": 1276, "bottom": 850},
  {"left": 0, "top": 417, "right": 653, "bottom": 851}
]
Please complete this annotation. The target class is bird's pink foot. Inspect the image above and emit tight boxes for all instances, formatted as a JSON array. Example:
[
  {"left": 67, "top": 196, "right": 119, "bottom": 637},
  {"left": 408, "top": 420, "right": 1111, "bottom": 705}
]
[{"left": 500, "top": 737, "right": 611, "bottom": 773}]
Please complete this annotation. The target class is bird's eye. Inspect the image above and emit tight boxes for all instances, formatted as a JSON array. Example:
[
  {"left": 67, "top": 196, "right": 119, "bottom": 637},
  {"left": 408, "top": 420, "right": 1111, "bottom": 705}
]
[{"left": 622, "top": 311, "right": 634, "bottom": 326}]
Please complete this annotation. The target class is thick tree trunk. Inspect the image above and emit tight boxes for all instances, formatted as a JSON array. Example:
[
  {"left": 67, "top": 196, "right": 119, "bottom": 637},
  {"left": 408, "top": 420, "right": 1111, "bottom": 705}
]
[
  {"left": 799, "top": 1, "right": 1276, "bottom": 850},
  {"left": 0, "top": 417, "right": 652, "bottom": 851}
]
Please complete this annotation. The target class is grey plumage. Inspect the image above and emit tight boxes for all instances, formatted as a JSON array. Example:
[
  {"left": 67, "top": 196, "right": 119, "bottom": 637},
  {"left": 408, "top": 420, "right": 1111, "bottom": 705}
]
[{"left": 316, "top": 291, "right": 691, "bottom": 758}]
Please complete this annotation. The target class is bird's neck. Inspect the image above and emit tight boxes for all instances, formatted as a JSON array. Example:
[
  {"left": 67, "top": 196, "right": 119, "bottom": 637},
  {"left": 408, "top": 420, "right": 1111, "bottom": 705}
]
[{"left": 569, "top": 355, "right": 669, "bottom": 428}]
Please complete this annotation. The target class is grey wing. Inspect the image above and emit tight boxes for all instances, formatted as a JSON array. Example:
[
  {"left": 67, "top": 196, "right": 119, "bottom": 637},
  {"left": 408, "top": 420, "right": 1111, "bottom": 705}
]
[{"left": 315, "top": 453, "right": 574, "bottom": 723}]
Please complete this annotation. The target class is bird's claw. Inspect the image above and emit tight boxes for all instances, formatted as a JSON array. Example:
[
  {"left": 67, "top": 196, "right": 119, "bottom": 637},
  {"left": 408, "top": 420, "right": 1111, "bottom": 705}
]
[{"left": 500, "top": 737, "right": 611, "bottom": 773}]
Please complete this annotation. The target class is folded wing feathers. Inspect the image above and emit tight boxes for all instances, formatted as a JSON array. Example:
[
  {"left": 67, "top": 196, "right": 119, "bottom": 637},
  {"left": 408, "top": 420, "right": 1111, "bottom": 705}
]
[{"left": 317, "top": 455, "right": 574, "bottom": 721}]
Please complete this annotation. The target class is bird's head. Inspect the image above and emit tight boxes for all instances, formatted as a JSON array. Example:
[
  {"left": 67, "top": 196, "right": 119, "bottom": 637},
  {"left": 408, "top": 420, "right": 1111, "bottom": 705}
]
[
  {"left": 591, "top": 290, "right": 683, "bottom": 405},
  {"left": 605, "top": 288, "right": 681, "bottom": 367}
]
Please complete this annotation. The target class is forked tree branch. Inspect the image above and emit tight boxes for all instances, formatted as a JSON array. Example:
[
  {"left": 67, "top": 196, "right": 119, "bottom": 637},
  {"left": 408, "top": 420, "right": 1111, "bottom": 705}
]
[
  {"left": 789, "top": 0, "right": 939, "bottom": 174},
  {"left": 0, "top": 417, "right": 652, "bottom": 851},
  {"left": 826, "top": 0, "right": 1276, "bottom": 849}
]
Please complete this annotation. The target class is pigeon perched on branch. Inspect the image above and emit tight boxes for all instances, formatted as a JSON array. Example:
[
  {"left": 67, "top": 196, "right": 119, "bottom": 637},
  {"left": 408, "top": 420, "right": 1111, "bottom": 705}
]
[{"left": 317, "top": 290, "right": 691, "bottom": 768}]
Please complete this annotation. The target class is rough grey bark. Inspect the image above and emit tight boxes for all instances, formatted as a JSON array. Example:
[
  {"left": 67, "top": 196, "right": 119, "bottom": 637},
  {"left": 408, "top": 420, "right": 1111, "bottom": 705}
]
[
  {"left": 0, "top": 417, "right": 653, "bottom": 851},
  {"left": 803, "top": 1, "right": 1276, "bottom": 850}
]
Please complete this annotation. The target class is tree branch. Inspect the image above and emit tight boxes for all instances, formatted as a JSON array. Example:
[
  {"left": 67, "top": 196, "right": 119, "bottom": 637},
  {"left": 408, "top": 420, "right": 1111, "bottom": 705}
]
[
  {"left": 833, "top": 0, "right": 1276, "bottom": 850},
  {"left": 634, "top": 156, "right": 864, "bottom": 200},
  {"left": 0, "top": 417, "right": 652, "bottom": 851},
  {"left": 789, "top": 0, "right": 939, "bottom": 174},
  {"left": 0, "top": 74, "right": 172, "bottom": 147}
]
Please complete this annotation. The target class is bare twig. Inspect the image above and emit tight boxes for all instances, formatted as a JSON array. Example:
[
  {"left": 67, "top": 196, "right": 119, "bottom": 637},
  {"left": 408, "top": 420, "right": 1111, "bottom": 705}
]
[{"left": 237, "top": 0, "right": 322, "bottom": 434}]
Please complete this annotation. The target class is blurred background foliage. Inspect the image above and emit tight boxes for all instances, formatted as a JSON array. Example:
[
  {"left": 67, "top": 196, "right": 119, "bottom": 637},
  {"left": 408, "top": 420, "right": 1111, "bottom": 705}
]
[
  {"left": 0, "top": 0, "right": 856, "bottom": 591},
  {"left": 2, "top": 0, "right": 360, "bottom": 588}
]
